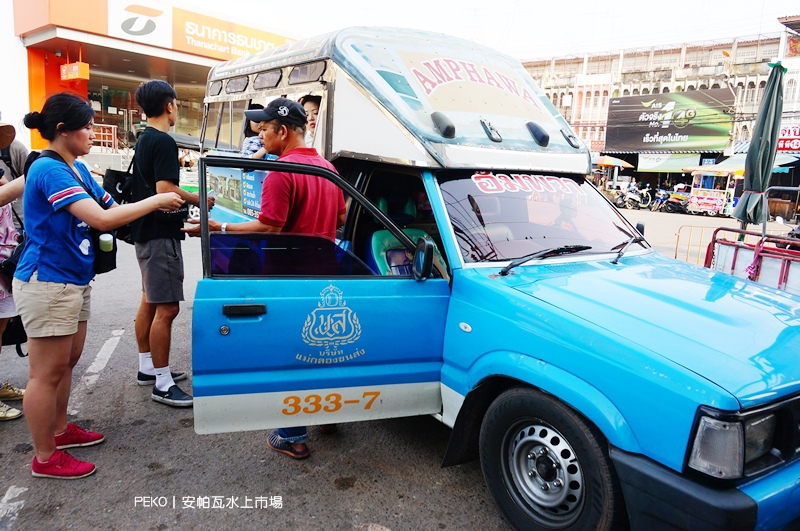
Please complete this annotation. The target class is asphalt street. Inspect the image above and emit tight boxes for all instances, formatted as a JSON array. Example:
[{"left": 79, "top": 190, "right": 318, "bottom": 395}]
[{"left": 0, "top": 210, "right": 792, "bottom": 530}]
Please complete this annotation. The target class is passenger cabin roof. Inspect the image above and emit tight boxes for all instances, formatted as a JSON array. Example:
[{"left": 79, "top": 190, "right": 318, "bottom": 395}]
[{"left": 205, "top": 27, "right": 590, "bottom": 173}]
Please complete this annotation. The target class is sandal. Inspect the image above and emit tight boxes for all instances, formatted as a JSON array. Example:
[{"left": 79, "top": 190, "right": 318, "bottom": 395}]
[{"left": 267, "top": 431, "right": 309, "bottom": 459}]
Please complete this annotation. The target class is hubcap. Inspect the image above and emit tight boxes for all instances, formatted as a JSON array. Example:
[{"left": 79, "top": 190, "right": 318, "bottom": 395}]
[{"left": 505, "top": 422, "right": 584, "bottom": 525}]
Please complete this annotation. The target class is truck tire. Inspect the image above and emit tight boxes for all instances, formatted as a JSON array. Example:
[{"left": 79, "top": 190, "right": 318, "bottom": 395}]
[{"left": 479, "top": 388, "right": 627, "bottom": 531}]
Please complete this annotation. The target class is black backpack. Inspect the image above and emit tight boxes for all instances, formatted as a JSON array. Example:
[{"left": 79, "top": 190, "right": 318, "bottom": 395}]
[{"left": 0, "top": 146, "right": 17, "bottom": 178}]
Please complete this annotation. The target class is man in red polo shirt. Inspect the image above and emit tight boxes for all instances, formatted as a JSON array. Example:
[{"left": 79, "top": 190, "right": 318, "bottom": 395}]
[{"left": 184, "top": 97, "right": 345, "bottom": 459}]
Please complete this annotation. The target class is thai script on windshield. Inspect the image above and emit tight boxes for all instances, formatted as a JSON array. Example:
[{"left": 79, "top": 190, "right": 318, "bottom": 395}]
[{"left": 471, "top": 172, "right": 586, "bottom": 196}]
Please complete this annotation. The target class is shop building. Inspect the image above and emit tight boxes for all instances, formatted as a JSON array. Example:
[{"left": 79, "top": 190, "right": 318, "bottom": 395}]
[
  {"left": 2, "top": 0, "right": 291, "bottom": 152},
  {"left": 523, "top": 24, "right": 800, "bottom": 189}
]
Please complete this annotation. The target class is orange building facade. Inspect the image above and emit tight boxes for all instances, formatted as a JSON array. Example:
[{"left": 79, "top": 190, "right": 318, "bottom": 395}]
[{"left": 13, "top": 0, "right": 292, "bottom": 148}]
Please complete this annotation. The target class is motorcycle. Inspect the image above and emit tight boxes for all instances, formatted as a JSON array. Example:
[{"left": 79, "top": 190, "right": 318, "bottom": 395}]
[
  {"left": 650, "top": 189, "right": 670, "bottom": 212},
  {"left": 775, "top": 218, "right": 800, "bottom": 251},
  {"left": 637, "top": 184, "right": 653, "bottom": 209},
  {"left": 663, "top": 195, "right": 689, "bottom": 214},
  {"left": 614, "top": 189, "right": 628, "bottom": 209}
]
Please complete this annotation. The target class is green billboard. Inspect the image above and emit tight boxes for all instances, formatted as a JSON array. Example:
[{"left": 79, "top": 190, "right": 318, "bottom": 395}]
[{"left": 605, "top": 88, "right": 735, "bottom": 152}]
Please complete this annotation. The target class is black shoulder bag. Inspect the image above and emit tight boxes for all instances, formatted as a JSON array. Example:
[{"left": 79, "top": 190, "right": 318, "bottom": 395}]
[
  {"left": 73, "top": 177, "right": 117, "bottom": 275},
  {"left": 2, "top": 315, "right": 27, "bottom": 357},
  {"left": 101, "top": 158, "right": 135, "bottom": 244}
]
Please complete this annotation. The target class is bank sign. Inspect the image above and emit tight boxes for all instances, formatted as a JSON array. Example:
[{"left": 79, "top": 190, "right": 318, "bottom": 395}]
[
  {"left": 13, "top": 0, "right": 292, "bottom": 62},
  {"left": 605, "top": 88, "right": 735, "bottom": 152}
]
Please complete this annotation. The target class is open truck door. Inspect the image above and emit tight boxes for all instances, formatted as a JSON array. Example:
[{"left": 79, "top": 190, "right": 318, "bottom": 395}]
[{"left": 192, "top": 157, "right": 450, "bottom": 434}]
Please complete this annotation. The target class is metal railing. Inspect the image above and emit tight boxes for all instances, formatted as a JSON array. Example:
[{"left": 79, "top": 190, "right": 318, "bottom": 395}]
[
  {"left": 674, "top": 225, "right": 780, "bottom": 265},
  {"left": 93, "top": 124, "right": 118, "bottom": 152}
]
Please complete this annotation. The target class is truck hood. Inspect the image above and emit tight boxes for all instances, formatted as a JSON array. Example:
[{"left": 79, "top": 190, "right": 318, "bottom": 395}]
[{"left": 503, "top": 253, "right": 800, "bottom": 407}]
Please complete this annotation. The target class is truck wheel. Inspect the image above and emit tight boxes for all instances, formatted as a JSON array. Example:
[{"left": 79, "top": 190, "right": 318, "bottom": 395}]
[{"left": 479, "top": 388, "right": 626, "bottom": 531}]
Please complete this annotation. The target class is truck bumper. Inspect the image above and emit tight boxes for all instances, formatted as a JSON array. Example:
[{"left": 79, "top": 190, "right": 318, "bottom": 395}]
[{"left": 610, "top": 447, "right": 800, "bottom": 531}]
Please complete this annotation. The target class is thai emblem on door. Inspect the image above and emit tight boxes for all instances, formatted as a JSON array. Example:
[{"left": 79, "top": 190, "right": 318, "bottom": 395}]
[{"left": 301, "top": 285, "right": 362, "bottom": 348}]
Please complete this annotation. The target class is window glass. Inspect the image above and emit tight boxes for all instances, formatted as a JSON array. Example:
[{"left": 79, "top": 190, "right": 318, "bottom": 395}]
[
  {"left": 204, "top": 101, "right": 247, "bottom": 152},
  {"left": 438, "top": 170, "right": 646, "bottom": 263}
]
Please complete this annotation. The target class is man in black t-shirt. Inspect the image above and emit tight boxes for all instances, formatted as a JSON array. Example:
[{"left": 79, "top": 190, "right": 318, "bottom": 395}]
[{"left": 131, "top": 80, "right": 214, "bottom": 408}]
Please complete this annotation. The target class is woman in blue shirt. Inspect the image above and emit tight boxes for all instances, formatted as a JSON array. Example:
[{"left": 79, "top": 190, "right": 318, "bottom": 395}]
[{"left": 14, "top": 92, "right": 183, "bottom": 480}]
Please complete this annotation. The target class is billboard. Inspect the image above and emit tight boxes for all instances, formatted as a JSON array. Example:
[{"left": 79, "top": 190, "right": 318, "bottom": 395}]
[{"left": 605, "top": 88, "right": 735, "bottom": 152}]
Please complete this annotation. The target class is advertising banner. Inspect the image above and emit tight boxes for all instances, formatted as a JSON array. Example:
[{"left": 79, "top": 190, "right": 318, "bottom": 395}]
[
  {"left": 14, "top": 0, "right": 291, "bottom": 62},
  {"left": 637, "top": 153, "right": 699, "bottom": 172},
  {"left": 778, "top": 123, "right": 800, "bottom": 152},
  {"left": 605, "top": 88, "right": 735, "bottom": 152}
]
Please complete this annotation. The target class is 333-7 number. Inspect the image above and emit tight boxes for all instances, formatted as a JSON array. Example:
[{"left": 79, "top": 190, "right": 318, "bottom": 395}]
[{"left": 282, "top": 391, "right": 381, "bottom": 416}]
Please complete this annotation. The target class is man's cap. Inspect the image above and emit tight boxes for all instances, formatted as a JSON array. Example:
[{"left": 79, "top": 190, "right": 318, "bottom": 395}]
[
  {"left": 244, "top": 98, "right": 307, "bottom": 127},
  {"left": 0, "top": 123, "right": 16, "bottom": 151}
]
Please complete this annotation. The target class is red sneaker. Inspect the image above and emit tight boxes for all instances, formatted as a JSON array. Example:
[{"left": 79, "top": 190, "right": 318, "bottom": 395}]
[
  {"left": 31, "top": 449, "right": 96, "bottom": 479},
  {"left": 55, "top": 423, "right": 105, "bottom": 449}
]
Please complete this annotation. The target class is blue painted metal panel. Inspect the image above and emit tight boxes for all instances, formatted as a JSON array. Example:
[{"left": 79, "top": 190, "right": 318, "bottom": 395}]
[
  {"left": 738, "top": 458, "right": 800, "bottom": 531},
  {"left": 440, "top": 255, "right": 800, "bottom": 472},
  {"left": 193, "top": 278, "right": 450, "bottom": 398}
]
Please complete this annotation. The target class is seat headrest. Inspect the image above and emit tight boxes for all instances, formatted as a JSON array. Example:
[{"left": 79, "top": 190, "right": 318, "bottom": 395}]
[{"left": 376, "top": 195, "right": 416, "bottom": 225}]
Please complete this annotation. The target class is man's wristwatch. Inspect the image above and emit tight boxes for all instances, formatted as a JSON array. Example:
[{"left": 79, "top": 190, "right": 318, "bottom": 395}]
[{"left": 221, "top": 223, "right": 228, "bottom": 232}]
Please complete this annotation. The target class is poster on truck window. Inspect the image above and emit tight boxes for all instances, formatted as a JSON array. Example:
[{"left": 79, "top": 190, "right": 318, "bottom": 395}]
[
  {"left": 605, "top": 88, "right": 735, "bottom": 152},
  {"left": 207, "top": 167, "right": 245, "bottom": 216}
]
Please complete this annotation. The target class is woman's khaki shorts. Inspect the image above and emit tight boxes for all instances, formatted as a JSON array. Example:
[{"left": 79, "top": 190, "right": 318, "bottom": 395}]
[{"left": 12, "top": 272, "right": 91, "bottom": 338}]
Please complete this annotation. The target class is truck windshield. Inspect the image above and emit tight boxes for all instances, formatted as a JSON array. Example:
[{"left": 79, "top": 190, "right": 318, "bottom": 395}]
[{"left": 438, "top": 171, "right": 647, "bottom": 263}]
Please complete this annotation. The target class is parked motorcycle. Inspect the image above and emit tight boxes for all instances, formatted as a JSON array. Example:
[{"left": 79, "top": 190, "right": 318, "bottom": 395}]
[
  {"left": 663, "top": 195, "right": 689, "bottom": 214},
  {"left": 650, "top": 189, "right": 670, "bottom": 212},
  {"left": 614, "top": 189, "right": 628, "bottom": 209},
  {"left": 775, "top": 218, "right": 800, "bottom": 251},
  {"left": 637, "top": 184, "right": 653, "bottom": 209}
]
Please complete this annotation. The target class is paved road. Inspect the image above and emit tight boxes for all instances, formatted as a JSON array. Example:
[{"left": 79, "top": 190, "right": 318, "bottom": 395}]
[{"left": 618, "top": 207, "right": 789, "bottom": 263}]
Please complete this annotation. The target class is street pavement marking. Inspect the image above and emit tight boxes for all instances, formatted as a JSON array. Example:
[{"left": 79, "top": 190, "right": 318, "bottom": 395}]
[
  {"left": 68, "top": 330, "right": 124, "bottom": 416},
  {"left": 0, "top": 486, "right": 27, "bottom": 530}
]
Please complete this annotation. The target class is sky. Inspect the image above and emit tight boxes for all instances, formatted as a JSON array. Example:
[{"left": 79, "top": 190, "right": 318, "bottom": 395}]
[{"left": 182, "top": 0, "right": 794, "bottom": 60}]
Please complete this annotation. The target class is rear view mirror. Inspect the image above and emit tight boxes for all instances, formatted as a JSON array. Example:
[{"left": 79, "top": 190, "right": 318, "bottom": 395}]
[
  {"left": 636, "top": 222, "right": 645, "bottom": 237},
  {"left": 413, "top": 237, "right": 434, "bottom": 281}
]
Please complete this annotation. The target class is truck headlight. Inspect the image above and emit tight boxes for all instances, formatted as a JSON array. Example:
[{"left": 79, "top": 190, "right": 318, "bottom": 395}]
[
  {"left": 688, "top": 412, "right": 778, "bottom": 480},
  {"left": 744, "top": 414, "right": 776, "bottom": 471}
]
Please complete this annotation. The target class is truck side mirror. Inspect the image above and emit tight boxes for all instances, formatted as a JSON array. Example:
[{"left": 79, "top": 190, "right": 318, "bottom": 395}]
[
  {"left": 413, "top": 237, "right": 434, "bottom": 281},
  {"left": 636, "top": 222, "right": 645, "bottom": 237}
]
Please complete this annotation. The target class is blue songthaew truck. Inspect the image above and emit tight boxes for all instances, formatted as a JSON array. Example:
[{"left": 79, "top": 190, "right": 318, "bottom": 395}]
[{"left": 190, "top": 27, "right": 800, "bottom": 530}]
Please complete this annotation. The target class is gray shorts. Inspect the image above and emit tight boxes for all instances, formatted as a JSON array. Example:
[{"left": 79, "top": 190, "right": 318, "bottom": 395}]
[{"left": 135, "top": 238, "right": 185, "bottom": 303}]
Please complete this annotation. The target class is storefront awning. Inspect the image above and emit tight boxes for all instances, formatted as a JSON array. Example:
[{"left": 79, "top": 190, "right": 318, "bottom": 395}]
[
  {"left": 638, "top": 153, "right": 699, "bottom": 173},
  {"left": 683, "top": 153, "right": 800, "bottom": 175}
]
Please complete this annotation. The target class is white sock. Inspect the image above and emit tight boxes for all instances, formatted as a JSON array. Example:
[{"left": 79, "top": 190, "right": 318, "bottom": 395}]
[
  {"left": 154, "top": 366, "right": 176, "bottom": 392},
  {"left": 139, "top": 352, "right": 154, "bottom": 374}
]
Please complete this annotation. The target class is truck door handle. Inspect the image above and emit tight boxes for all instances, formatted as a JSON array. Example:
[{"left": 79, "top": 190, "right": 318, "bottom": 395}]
[{"left": 222, "top": 304, "right": 267, "bottom": 316}]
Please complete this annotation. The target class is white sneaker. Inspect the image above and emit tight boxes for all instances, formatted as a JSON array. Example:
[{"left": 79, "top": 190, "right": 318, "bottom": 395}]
[{"left": 0, "top": 401, "right": 22, "bottom": 420}]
